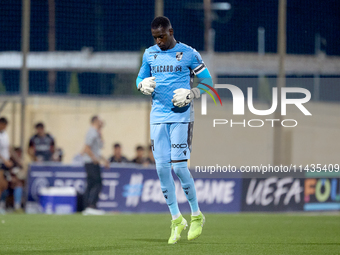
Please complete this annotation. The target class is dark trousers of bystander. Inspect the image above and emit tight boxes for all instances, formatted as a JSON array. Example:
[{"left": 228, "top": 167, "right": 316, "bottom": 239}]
[{"left": 84, "top": 163, "right": 102, "bottom": 209}]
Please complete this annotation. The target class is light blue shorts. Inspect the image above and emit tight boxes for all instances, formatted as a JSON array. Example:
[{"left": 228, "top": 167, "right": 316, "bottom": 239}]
[{"left": 150, "top": 122, "right": 194, "bottom": 163}]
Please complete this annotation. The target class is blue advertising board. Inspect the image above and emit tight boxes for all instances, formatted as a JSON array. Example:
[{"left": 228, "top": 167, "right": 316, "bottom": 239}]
[
  {"left": 26, "top": 164, "right": 242, "bottom": 213},
  {"left": 304, "top": 178, "right": 340, "bottom": 211}
]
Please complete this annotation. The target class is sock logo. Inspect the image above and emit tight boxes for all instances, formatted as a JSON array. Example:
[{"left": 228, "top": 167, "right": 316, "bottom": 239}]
[
  {"left": 162, "top": 189, "right": 168, "bottom": 199},
  {"left": 183, "top": 187, "right": 190, "bottom": 195}
]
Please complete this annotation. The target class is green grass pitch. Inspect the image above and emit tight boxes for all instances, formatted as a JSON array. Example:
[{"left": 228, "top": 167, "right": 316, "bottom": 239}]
[{"left": 0, "top": 213, "right": 339, "bottom": 254}]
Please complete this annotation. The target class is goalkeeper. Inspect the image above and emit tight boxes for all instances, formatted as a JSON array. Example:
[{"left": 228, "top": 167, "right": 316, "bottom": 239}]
[{"left": 136, "top": 16, "right": 212, "bottom": 244}]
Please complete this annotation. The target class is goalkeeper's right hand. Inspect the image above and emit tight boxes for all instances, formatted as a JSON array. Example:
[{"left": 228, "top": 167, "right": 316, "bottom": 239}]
[{"left": 138, "top": 77, "right": 156, "bottom": 95}]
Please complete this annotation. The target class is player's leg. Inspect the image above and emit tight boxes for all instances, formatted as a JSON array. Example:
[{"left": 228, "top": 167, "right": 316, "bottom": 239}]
[
  {"left": 10, "top": 175, "right": 23, "bottom": 212},
  {"left": 83, "top": 163, "right": 104, "bottom": 215},
  {"left": 83, "top": 163, "right": 92, "bottom": 210},
  {"left": 170, "top": 122, "right": 199, "bottom": 213},
  {"left": 170, "top": 122, "right": 205, "bottom": 240},
  {"left": 89, "top": 163, "right": 102, "bottom": 208},
  {"left": 14, "top": 185, "right": 23, "bottom": 211},
  {"left": 151, "top": 123, "right": 187, "bottom": 244}
]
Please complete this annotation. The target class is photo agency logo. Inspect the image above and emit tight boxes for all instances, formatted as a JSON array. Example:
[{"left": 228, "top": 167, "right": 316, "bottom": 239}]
[
  {"left": 197, "top": 82, "right": 223, "bottom": 106},
  {"left": 200, "top": 84, "right": 312, "bottom": 128}
]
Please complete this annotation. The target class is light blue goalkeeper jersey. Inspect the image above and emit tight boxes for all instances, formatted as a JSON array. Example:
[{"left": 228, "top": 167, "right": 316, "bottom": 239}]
[{"left": 137, "top": 42, "right": 209, "bottom": 124}]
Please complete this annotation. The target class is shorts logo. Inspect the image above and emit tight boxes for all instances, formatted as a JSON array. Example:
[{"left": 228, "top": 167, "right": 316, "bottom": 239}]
[
  {"left": 183, "top": 150, "right": 187, "bottom": 156},
  {"left": 172, "top": 143, "right": 187, "bottom": 149},
  {"left": 176, "top": 52, "right": 183, "bottom": 61}
]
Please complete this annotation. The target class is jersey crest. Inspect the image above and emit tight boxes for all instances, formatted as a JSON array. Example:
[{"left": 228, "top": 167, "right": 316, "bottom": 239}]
[{"left": 176, "top": 52, "right": 183, "bottom": 61}]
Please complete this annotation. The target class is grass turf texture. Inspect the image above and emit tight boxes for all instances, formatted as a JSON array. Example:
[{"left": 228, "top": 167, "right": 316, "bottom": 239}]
[{"left": 0, "top": 213, "right": 339, "bottom": 255}]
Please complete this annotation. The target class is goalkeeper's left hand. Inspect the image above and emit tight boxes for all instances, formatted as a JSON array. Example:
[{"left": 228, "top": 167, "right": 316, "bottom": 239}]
[{"left": 172, "top": 88, "right": 200, "bottom": 108}]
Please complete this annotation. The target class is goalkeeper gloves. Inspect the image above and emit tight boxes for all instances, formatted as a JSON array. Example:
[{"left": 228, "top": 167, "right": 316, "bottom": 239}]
[
  {"left": 172, "top": 88, "right": 201, "bottom": 108},
  {"left": 138, "top": 77, "right": 156, "bottom": 95}
]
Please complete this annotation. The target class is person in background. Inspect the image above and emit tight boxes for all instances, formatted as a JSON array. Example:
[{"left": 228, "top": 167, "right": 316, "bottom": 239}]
[
  {"left": 8, "top": 147, "right": 25, "bottom": 212},
  {"left": 146, "top": 144, "right": 155, "bottom": 165},
  {"left": 82, "top": 116, "right": 109, "bottom": 215},
  {"left": 0, "top": 118, "right": 13, "bottom": 214},
  {"left": 28, "top": 122, "right": 55, "bottom": 162},
  {"left": 108, "top": 143, "right": 129, "bottom": 163},
  {"left": 131, "top": 145, "right": 145, "bottom": 165}
]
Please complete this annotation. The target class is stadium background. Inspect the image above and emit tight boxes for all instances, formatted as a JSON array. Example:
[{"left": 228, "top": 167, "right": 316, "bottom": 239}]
[{"left": 0, "top": 0, "right": 339, "bottom": 212}]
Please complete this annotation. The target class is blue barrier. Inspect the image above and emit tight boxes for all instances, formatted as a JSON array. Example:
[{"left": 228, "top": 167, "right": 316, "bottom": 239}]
[
  {"left": 27, "top": 164, "right": 338, "bottom": 213},
  {"left": 26, "top": 164, "right": 242, "bottom": 213}
]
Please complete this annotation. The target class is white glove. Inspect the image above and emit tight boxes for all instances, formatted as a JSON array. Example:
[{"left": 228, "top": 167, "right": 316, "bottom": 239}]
[
  {"left": 172, "top": 88, "right": 201, "bottom": 108},
  {"left": 138, "top": 77, "right": 156, "bottom": 95}
]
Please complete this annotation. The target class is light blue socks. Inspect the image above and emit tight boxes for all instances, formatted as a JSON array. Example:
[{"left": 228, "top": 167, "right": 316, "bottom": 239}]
[
  {"left": 172, "top": 161, "right": 199, "bottom": 213},
  {"left": 156, "top": 162, "right": 180, "bottom": 216}
]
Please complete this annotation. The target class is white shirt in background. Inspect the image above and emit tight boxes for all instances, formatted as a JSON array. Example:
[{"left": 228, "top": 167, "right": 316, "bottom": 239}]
[{"left": 0, "top": 130, "right": 10, "bottom": 163}]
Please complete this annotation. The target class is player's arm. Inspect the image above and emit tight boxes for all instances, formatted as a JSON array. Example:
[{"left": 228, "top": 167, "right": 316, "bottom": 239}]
[
  {"left": 1, "top": 140, "right": 13, "bottom": 168},
  {"left": 99, "top": 155, "right": 110, "bottom": 169},
  {"left": 0, "top": 154, "right": 13, "bottom": 168},
  {"left": 50, "top": 135, "right": 55, "bottom": 155},
  {"left": 172, "top": 51, "right": 212, "bottom": 108},
  {"left": 10, "top": 148, "right": 23, "bottom": 168},
  {"left": 97, "top": 123, "right": 109, "bottom": 168},
  {"left": 136, "top": 50, "right": 156, "bottom": 95}
]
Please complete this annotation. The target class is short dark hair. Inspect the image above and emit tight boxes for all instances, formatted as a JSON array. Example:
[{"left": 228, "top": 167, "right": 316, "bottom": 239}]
[
  {"left": 151, "top": 16, "right": 171, "bottom": 30},
  {"left": 35, "top": 122, "right": 44, "bottom": 129},
  {"left": 91, "top": 115, "right": 98, "bottom": 123},
  {"left": 114, "top": 143, "right": 121, "bottom": 148},
  {"left": 0, "top": 117, "right": 8, "bottom": 125},
  {"left": 136, "top": 145, "right": 144, "bottom": 151}
]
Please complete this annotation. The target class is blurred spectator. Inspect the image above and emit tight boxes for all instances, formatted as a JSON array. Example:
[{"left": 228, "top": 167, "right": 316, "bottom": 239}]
[
  {"left": 132, "top": 145, "right": 145, "bottom": 165},
  {"left": 0, "top": 147, "right": 26, "bottom": 213},
  {"left": 82, "top": 116, "right": 109, "bottom": 215},
  {"left": 28, "top": 122, "right": 55, "bottom": 162},
  {"left": 8, "top": 147, "right": 25, "bottom": 212},
  {"left": 108, "top": 143, "right": 129, "bottom": 163},
  {"left": 0, "top": 117, "right": 12, "bottom": 214},
  {"left": 145, "top": 144, "right": 155, "bottom": 165}
]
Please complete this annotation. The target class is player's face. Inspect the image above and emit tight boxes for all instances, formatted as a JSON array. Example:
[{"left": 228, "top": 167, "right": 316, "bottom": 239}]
[
  {"left": 0, "top": 123, "right": 6, "bottom": 131},
  {"left": 151, "top": 27, "right": 174, "bottom": 51},
  {"left": 137, "top": 149, "right": 144, "bottom": 158},
  {"left": 114, "top": 147, "right": 121, "bottom": 156},
  {"left": 36, "top": 127, "right": 44, "bottom": 136}
]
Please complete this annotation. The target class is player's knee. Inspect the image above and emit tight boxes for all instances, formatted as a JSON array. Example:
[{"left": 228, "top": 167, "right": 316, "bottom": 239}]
[
  {"left": 172, "top": 161, "right": 189, "bottom": 181},
  {"left": 155, "top": 162, "right": 171, "bottom": 181}
]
